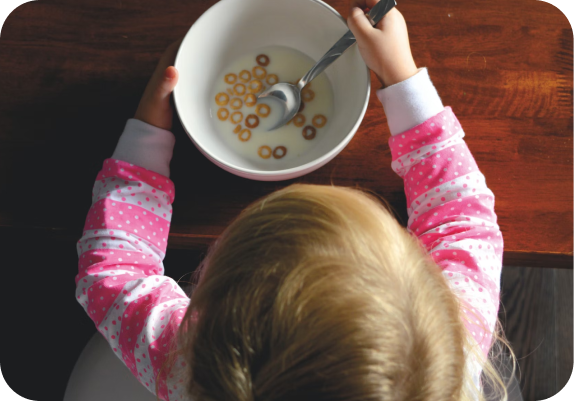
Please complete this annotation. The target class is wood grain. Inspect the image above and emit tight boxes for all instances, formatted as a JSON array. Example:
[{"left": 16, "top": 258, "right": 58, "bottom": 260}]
[{"left": 0, "top": 0, "right": 572, "bottom": 268}]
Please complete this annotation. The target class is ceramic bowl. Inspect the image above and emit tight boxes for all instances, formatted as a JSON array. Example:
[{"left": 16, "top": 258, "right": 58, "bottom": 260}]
[{"left": 174, "top": 0, "right": 370, "bottom": 181}]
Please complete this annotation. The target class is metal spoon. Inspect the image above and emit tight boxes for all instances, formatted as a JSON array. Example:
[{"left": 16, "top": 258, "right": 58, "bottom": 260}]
[{"left": 258, "top": 0, "right": 397, "bottom": 131}]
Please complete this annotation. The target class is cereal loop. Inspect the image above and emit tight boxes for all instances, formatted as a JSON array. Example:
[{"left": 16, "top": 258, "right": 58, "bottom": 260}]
[
  {"left": 256, "top": 54, "right": 270, "bottom": 67},
  {"left": 234, "top": 84, "right": 246, "bottom": 96},
  {"left": 215, "top": 93, "right": 229, "bottom": 106},
  {"left": 233, "top": 124, "right": 242, "bottom": 134},
  {"left": 258, "top": 145, "right": 272, "bottom": 159},
  {"left": 245, "top": 114, "right": 260, "bottom": 129},
  {"left": 256, "top": 104, "right": 271, "bottom": 118},
  {"left": 302, "top": 125, "right": 317, "bottom": 140},
  {"left": 230, "top": 111, "right": 243, "bottom": 124},
  {"left": 293, "top": 114, "right": 306, "bottom": 127},
  {"left": 239, "top": 70, "right": 252, "bottom": 82},
  {"left": 302, "top": 88, "right": 315, "bottom": 102},
  {"left": 230, "top": 98, "right": 243, "bottom": 110},
  {"left": 266, "top": 74, "right": 279, "bottom": 86},
  {"left": 225, "top": 74, "right": 237, "bottom": 84},
  {"left": 239, "top": 129, "right": 252, "bottom": 142},
  {"left": 253, "top": 66, "right": 267, "bottom": 80},
  {"left": 312, "top": 114, "right": 327, "bottom": 128},
  {"left": 217, "top": 108, "right": 229, "bottom": 121},
  {"left": 273, "top": 146, "right": 287, "bottom": 159},
  {"left": 248, "top": 79, "right": 263, "bottom": 94},
  {"left": 244, "top": 93, "right": 257, "bottom": 107}
]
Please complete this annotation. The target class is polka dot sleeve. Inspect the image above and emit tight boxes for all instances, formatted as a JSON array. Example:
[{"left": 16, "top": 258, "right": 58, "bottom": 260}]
[
  {"left": 75, "top": 159, "right": 189, "bottom": 401},
  {"left": 389, "top": 107, "right": 503, "bottom": 360}
]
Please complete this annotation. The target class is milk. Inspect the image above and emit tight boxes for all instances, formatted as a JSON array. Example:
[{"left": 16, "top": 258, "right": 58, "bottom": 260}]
[{"left": 210, "top": 46, "right": 334, "bottom": 164}]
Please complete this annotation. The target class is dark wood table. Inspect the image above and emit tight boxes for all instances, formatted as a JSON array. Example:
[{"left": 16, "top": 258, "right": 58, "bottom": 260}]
[{"left": 1, "top": 0, "right": 572, "bottom": 268}]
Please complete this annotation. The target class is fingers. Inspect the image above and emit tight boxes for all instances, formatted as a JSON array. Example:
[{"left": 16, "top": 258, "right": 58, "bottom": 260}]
[
  {"left": 350, "top": 0, "right": 380, "bottom": 10},
  {"left": 351, "top": 0, "right": 380, "bottom": 9},
  {"left": 134, "top": 66, "right": 179, "bottom": 130},
  {"left": 347, "top": 7, "right": 376, "bottom": 42},
  {"left": 160, "top": 38, "right": 183, "bottom": 67},
  {"left": 153, "top": 66, "right": 179, "bottom": 103},
  {"left": 152, "top": 38, "right": 183, "bottom": 79}
]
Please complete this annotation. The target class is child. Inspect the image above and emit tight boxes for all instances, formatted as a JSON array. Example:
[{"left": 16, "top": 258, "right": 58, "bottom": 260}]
[{"left": 75, "top": 2, "right": 515, "bottom": 400}]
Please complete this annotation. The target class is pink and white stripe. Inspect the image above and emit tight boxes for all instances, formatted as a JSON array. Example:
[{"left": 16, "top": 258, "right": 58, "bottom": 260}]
[
  {"left": 389, "top": 106, "right": 504, "bottom": 357},
  {"left": 76, "top": 159, "right": 188, "bottom": 401}
]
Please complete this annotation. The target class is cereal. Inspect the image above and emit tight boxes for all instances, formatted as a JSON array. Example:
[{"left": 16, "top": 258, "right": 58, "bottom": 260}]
[
  {"left": 245, "top": 114, "right": 260, "bottom": 129},
  {"left": 293, "top": 114, "right": 306, "bottom": 127},
  {"left": 302, "top": 88, "right": 315, "bottom": 102},
  {"left": 215, "top": 92, "right": 229, "bottom": 106},
  {"left": 225, "top": 73, "right": 237, "bottom": 84},
  {"left": 273, "top": 146, "right": 287, "bottom": 159},
  {"left": 302, "top": 125, "right": 317, "bottom": 140},
  {"left": 230, "top": 98, "right": 243, "bottom": 110},
  {"left": 234, "top": 83, "right": 246, "bottom": 96},
  {"left": 255, "top": 104, "right": 271, "bottom": 118},
  {"left": 230, "top": 111, "right": 243, "bottom": 124},
  {"left": 239, "top": 129, "right": 252, "bottom": 142},
  {"left": 252, "top": 66, "right": 267, "bottom": 80},
  {"left": 239, "top": 70, "right": 252, "bottom": 82},
  {"left": 217, "top": 108, "right": 230, "bottom": 121},
  {"left": 248, "top": 80, "right": 263, "bottom": 94},
  {"left": 258, "top": 145, "right": 272, "bottom": 159},
  {"left": 244, "top": 93, "right": 257, "bottom": 107},
  {"left": 266, "top": 74, "right": 279, "bottom": 86},
  {"left": 213, "top": 47, "right": 335, "bottom": 163},
  {"left": 256, "top": 54, "right": 270, "bottom": 66},
  {"left": 312, "top": 114, "right": 327, "bottom": 128}
]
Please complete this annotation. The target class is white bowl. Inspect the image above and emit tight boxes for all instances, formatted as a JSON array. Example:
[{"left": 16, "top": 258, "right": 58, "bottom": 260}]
[{"left": 174, "top": 0, "right": 370, "bottom": 181}]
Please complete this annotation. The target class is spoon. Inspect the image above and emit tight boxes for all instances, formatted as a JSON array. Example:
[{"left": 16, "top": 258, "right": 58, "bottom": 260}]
[{"left": 258, "top": 0, "right": 397, "bottom": 131}]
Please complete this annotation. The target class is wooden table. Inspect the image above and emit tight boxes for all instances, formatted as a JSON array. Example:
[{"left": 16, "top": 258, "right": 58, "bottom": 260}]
[{"left": 0, "top": 0, "right": 572, "bottom": 268}]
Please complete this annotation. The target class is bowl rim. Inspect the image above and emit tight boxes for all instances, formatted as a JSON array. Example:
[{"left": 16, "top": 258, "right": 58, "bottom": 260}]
[{"left": 173, "top": 0, "right": 371, "bottom": 177}]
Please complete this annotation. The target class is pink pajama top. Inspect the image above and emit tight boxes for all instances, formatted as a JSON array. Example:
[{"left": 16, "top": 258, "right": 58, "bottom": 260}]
[{"left": 75, "top": 68, "right": 503, "bottom": 400}]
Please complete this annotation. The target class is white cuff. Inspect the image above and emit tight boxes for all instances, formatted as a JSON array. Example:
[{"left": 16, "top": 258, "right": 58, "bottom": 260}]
[
  {"left": 377, "top": 67, "right": 445, "bottom": 136},
  {"left": 111, "top": 119, "right": 175, "bottom": 177}
]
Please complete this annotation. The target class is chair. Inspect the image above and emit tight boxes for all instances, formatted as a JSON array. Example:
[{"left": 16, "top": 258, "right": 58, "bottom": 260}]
[{"left": 63, "top": 332, "right": 158, "bottom": 401}]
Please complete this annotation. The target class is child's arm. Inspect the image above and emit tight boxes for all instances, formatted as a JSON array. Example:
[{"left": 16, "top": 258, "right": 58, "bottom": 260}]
[
  {"left": 75, "top": 42, "right": 189, "bottom": 401},
  {"left": 349, "top": 2, "right": 503, "bottom": 364},
  {"left": 386, "top": 102, "right": 502, "bottom": 358}
]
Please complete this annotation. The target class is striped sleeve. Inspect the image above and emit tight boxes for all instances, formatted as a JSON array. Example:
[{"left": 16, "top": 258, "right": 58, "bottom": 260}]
[
  {"left": 75, "top": 158, "right": 189, "bottom": 401},
  {"left": 388, "top": 107, "right": 503, "bottom": 359}
]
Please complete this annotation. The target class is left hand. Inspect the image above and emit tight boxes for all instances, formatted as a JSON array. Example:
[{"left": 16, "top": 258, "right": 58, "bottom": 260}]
[{"left": 134, "top": 39, "right": 182, "bottom": 131}]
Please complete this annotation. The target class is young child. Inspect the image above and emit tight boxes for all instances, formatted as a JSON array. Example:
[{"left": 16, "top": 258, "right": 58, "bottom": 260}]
[{"left": 75, "top": 2, "right": 514, "bottom": 400}]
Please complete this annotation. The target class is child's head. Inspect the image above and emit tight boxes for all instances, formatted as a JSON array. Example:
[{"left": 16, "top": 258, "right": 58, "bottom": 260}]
[{"left": 164, "top": 184, "right": 506, "bottom": 401}]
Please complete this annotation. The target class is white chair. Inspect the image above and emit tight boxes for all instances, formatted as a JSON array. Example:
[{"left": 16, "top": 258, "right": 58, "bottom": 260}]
[
  {"left": 65, "top": 284, "right": 194, "bottom": 400},
  {"left": 64, "top": 332, "right": 158, "bottom": 401}
]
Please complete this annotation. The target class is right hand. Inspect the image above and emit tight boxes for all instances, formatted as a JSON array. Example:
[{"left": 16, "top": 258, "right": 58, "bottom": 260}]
[{"left": 347, "top": 0, "right": 419, "bottom": 87}]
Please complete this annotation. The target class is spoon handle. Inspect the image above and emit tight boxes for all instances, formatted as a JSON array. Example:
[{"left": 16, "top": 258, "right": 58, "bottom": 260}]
[{"left": 298, "top": 0, "right": 397, "bottom": 89}]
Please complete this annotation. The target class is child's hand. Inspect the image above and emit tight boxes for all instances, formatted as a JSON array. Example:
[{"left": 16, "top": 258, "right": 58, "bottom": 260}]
[
  {"left": 134, "top": 39, "right": 182, "bottom": 131},
  {"left": 347, "top": 1, "right": 418, "bottom": 87}
]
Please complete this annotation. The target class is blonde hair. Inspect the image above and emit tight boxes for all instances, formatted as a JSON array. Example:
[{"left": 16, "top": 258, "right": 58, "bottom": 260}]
[{"left": 157, "top": 184, "right": 515, "bottom": 401}]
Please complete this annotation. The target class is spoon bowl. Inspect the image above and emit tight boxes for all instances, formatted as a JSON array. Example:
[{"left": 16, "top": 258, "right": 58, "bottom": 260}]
[{"left": 258, "top": 82, "right": 302, "bottom": 130}]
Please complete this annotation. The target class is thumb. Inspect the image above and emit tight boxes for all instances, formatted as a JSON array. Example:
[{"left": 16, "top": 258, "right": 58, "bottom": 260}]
[
  {"left": 154, "top": 66, "right": 179, "bottom": 103},
  {"left": 347, "top": 7, "right": 374, "bottom": 42}
]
